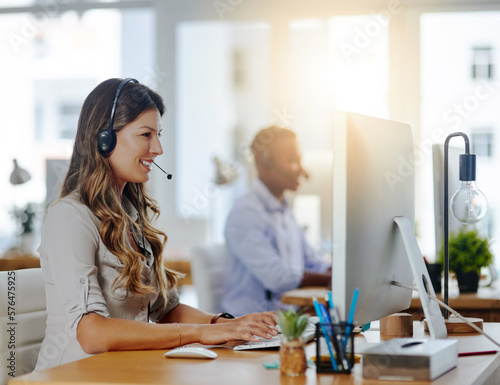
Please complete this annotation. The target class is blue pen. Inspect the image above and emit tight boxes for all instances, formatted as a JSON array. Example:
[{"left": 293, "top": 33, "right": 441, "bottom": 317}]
[
  {"left": 324, "top": 293, "right": 350, "bottom": 370},
  {"left": 343, "top": 288, "right": 359, "bottom": 348},
  {"left": 327, "top": 291, "right": 334, "bottom": 309},
  {"left": 317, "top": 304, "right": 334, "bottom": 347},
  {"left": 327, "top": 291, "right": 341, "bottom": 326},
  {"left": 319, "top": 303, "right": 349, "bottom": 371},
  {"left": 312, "top": 297, "right": 338, "bottom": 371}
]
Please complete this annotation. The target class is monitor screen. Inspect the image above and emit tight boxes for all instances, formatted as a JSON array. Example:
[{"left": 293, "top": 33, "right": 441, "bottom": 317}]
[{"left": 332, "top": 112, "right": 415, "bottom": 327}]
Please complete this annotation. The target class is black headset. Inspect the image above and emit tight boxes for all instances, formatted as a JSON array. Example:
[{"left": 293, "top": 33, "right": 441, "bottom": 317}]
[{"left": 98, "top": 78, "right": 139, "bottom": 156}]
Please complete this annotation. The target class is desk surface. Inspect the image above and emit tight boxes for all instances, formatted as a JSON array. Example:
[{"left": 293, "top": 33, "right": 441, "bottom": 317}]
[
  {"left": 0, "top": 256, "right": 40, "bottom": 271},
  {"left": 10, "top": 322, "right": 500, "bottom": 385},
  {"left": 281, "top": 286, "right": 327, "bottom": 307},
  {"left": 281, "top": 282, "right": 500, "bottom": 307}
]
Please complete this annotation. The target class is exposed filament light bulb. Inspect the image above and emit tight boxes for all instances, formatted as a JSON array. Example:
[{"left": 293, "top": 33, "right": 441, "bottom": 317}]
[
  {"left": 450, "top": 153, "right": 488, "bottom": 224},
  {"left": 451, "top": 180, "right": 488, "bottom": 223}
]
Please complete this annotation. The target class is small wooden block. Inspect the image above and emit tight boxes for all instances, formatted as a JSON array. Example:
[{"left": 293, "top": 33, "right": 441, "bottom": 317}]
[{"left": 380, "top": 313, "right": 413, "bottom": 336}]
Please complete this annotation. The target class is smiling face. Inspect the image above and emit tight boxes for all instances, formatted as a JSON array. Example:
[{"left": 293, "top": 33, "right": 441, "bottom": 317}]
[{"left": 108, "top": 108, "right": 163, "bottom": 193}]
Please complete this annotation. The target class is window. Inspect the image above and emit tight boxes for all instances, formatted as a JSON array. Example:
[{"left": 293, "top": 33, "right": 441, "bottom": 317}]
[
  {"left": 0, "top": 6, "right": 155, "bottom": 253},
  {"left": 471, "top": 129, "right": 494, "bottom": 158},
  {"left": 175, "top": 21, "right": 271, "bottom": 242},
  {"left": 34, "top": 78, "right": 97, "bottom": 141},
  {"left": 472, "top": 46, "right": 494, "bottom": 80},
  {"left": 59, "top": 103, "right": 81, "bottom": 139},
  {"left": 421, "top": 11, "right": 500, "bottom": 272},
  {"left": 288, "top": 15, "right": 389, "bottom": 150}
]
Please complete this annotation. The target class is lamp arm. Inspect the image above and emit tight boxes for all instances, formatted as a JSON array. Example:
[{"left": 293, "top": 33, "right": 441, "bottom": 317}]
[{"left": 443, "top": 132, "right": 470, "bottom": 319}]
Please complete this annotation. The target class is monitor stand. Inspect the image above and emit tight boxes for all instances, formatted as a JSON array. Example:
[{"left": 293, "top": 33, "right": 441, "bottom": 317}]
[
  {"left": 393, "top": 216, "right": 447, "bottom": 339},
  {"left": 363, "top": 216, "right": 456, "bottom": 380}
]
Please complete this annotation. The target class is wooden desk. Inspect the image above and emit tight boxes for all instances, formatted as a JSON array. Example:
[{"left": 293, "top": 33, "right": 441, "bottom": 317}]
[
  {"left": 0, "top": 254, "right": 191, "bottom": 284},
  {"left": 164, "top": 259, "right": 192, "bottom": 286},
  {"left": 163, "top": 249, "right": 192, "bottom": 286},
  {"left": 0, "top": 256, "right": 40, "bottom": 271},
  {"left": 10, "top": 322, "right": 500, "bottom": 385},
  {"left": 408, "top": 282, "right": 500, "bottom": 322},
  {"left": 281, "top": 286, "right": 500, "bottom": 322},
  {"left": 0, "top": 255, "right": 191, "bottom": 285},
  {"left": 281, "top": 287, "right": 327, "bottom": 307}
]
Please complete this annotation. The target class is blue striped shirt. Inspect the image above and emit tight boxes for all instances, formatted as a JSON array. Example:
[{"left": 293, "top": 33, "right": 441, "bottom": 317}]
[{"left": 221, "top": 178, "right": 331, "bottom": 316}]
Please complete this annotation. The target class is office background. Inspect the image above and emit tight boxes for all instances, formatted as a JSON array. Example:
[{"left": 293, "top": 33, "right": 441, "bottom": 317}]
[{"left": 1, "top": 0, "right": 499, "bottom": 282}]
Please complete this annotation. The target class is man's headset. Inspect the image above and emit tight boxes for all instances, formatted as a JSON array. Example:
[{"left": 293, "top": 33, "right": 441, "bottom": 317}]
[{"left": 98, "top": 78, "right": 139, "bottom": 156}]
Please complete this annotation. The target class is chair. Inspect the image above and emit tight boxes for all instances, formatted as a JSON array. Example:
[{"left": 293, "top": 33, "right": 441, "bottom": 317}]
[
  {"left": 190, "top": 244, "right": 228, "bottom": 314},
  {"left": 0, "top": 268, "right": 47, "bottom": 385}
]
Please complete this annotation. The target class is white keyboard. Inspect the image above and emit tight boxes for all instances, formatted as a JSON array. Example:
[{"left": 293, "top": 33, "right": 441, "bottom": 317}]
[{"left": 233, "top": 317, "right": 318, "bottom": 351}]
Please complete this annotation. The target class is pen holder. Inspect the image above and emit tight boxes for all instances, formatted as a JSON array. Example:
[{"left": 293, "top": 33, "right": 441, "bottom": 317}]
[{"left": 315, "top": 322, "right": 354, "bottom": 374}]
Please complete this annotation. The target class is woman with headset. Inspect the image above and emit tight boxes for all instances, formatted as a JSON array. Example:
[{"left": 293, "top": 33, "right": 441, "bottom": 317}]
[{"left": 35, "top": 78, "right": 278, "bottom": 371}]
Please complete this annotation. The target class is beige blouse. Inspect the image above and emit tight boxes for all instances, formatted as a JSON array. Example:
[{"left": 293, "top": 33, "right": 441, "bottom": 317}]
[{"left": 35, "top": 192, "right": 179, "bottom": 371}]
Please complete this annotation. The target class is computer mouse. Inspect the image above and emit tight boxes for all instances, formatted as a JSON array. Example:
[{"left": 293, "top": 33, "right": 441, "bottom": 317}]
[{"left": 164, "top": 347, "right": 218, "bottom": 359}]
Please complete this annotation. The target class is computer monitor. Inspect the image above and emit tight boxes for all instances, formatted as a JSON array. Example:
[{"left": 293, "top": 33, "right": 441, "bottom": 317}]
[{"left": 332, "top": 112, "right": 446, "bottom": 338}]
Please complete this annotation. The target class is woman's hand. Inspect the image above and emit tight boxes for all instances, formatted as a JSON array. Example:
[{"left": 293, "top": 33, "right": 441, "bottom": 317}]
[
  {"left": 233, "top": 311, "right": 279, "bottom": 328},
  {"left": 197, "top": 311, "right": 279, "bottom": 345}
]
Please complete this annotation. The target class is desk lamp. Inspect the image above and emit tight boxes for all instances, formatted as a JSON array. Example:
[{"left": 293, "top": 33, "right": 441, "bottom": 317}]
[
  {"left": 213, "top": 156, "right": 239, "bottom": 186},
  {"left": 443, "top": 132, "right": 488, "bottom": 333},
  {"left": 10, "top": 159, "right": 31, "bottom": 185}
]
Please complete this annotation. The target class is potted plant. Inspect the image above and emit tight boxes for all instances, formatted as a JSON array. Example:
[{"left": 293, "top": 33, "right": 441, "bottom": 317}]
[
  {"left": 278, "top": 308, "right": 309, "bottom": 376},
  {"left": 10, "top": 202, "right": 38, "bottom": 254},
  {"left": 439, "top": 228, "right": 494, "bottom": 293}
]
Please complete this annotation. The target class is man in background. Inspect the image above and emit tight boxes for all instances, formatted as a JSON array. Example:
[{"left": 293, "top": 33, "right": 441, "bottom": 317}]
[{"left": 221, "top": 126, "right": 331, "bottom": 316}]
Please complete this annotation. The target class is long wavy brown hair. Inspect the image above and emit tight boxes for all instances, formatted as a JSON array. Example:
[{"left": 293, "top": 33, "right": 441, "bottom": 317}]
[{"left": 60, "top": 78, "right": 180, "bottom": 302}]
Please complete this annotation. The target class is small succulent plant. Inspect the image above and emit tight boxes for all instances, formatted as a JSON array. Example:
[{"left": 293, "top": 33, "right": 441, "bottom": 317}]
[{"left": 278, "top": 308, "right": 309, "bottom": 341}]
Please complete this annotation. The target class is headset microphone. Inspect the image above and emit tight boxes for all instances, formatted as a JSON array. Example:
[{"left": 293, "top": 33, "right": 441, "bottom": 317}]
[{"left": 153, "top": 161, "right": 173, "bottom": 180}]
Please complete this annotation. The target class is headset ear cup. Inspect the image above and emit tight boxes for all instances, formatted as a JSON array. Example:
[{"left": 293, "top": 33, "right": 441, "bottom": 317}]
[
  {"left": 98, "top": 78, "right": 138, "bottom": 157},
  {"left": 261, "top": 149, "right": 272, "bottom": 169},
  {"left": 98, "top": 129, "right": 116, "bottom": 156}
]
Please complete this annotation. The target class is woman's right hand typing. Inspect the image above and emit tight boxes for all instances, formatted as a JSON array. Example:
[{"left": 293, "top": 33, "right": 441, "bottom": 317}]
[{"left": 198, "top": 311, "right": 278, "bottom": 345}]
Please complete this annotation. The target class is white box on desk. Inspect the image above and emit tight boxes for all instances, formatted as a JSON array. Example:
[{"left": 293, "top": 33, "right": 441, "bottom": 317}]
[{"left": 362, "top": 338, "right": 458, "bottom": 381}]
